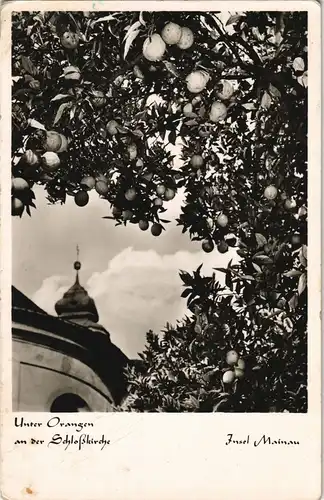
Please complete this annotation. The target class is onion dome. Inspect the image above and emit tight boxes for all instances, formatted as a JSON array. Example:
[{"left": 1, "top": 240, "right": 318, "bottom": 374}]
[
  {"left": 55, "top": 248, "right": 109, "bottom": 337},
  {"left": 55, "top": 270, "right": 99, "bottom": 322}
]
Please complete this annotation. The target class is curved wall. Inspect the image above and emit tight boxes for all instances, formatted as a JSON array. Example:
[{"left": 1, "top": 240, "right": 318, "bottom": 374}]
[{"left": 12, "top": 338, "right": 113, "bottom": 412}]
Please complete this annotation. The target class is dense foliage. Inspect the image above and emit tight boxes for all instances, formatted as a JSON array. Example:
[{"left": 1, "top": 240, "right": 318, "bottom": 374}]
[{"left": 12, "top": 11, "right": 308, "bottom": 412}]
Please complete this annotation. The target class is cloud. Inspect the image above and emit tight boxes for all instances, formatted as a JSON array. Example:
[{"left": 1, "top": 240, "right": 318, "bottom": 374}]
[{"left": 32, "top": 246, "right": 238, "bottom": 359}]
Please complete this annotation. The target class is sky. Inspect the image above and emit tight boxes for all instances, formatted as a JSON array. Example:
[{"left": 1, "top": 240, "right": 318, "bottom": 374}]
[{"left": 13, "top": 180, "right": 238, "bottom": 359}]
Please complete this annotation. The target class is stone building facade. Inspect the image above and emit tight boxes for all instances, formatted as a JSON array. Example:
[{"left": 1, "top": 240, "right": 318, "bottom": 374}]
[{"left": 12, "top": 259, "right": 129, "bottom": 412}]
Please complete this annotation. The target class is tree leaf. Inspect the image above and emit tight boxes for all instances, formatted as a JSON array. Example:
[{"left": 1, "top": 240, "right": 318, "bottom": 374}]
[
  {"left": 51, "top": 94, "right": 71, "bottom": 102},
  {"left": 255, "top": 233, "right": 267, "bottom": 248},
  {"left": 252, "top": 262, "right": 262, "bottom": 273},
  {"left": 269, "top": 83, "right": 281, "bottom": 99},
  {"left": 91, "top": 14, "right": 119, "bottom": 25},
  {"left": 293, "top": 57, "right": 305, "bottom": 72},
  {"left": 132, "top": 129, "right": 144, "bottom": 138},
  {"left": 116, "top": 125, "right": 129, "bottom": 134},
  {"left": 226, "top": 14, "right": 242, "bottom": 26},
  {"left": 299, "top": 247, "right": 307, "bottom": 267},
  {"left": 297, "top": 71, "right": 308, "bottom": 88},
  {"left": 27, "top": 118, "right": 45, "bottom": 130},
  {"left": 213, "top": 267, "right": 228, "bottom": 274},
  {"left": 242, "top": 103, "right": 257, "bottom": 111},
  {"left": 297, "top": 273, "right": 307, "bottom": 295},
  {"left": 169, "top": 130, "right": 177, "bottom": 145},
  {"left": 181, "top": 289, "right": 191, "bottom": 298},
  {"left": 53, "top": 102, "right": 71, "bottom": 125},
  {"left": 163, "top": 61, "right": 180, "bottom": 77},
  {"left": 284, "top": 270, "right": 302, "bottom": 278},
  {"left": 194, "top": 323, "right": 202, "bottom": 335},
  {"left": 213, "top": 397, "right": 229, "bottom": 412},
  {"left": 139, "top": 11, "right": 146, "bottom": 26},
  {"left": 21, "top": 55, "right": 37, "bottom": 76},
  {"left": 260, "top": 91, "right": 271, "bottom": 109},
  {"left": 288, "top": 293, "right": 299, "bottom": 311},
  {"left": 252, "top": 255, "right": 273, "bottom": 265},
  {"left": 179, "top": 271, "right": 192, "bottom": 286},
  {"left": 123, "top": 23, "right": 141, "bottom": 59}
]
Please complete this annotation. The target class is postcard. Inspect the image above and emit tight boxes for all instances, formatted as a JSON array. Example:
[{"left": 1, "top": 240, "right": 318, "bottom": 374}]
[{"left": 0, "top": 2, "right": 321, "bottom": 499}]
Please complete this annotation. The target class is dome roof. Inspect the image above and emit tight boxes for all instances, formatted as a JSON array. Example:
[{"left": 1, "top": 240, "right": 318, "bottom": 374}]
[
  {"left": 55, "top": 256, "right": 99, "bottom": 323},
  {"left": 55, "top": 275, "right": 99, "bottom": 322}
]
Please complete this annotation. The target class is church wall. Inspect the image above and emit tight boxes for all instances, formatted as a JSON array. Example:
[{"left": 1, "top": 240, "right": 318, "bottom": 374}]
[{"left": 12, "top": 338, "right": 114, "bottom": 412}]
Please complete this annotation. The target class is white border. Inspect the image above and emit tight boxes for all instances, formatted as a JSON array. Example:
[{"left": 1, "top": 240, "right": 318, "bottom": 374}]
[{"left": 0, "top": 3, "right": 321, "bottom": 499}]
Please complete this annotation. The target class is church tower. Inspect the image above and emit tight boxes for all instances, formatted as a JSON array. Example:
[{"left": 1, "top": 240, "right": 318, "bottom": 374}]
[{"left": 55, "top": 246, "right": 109, "bottom": 336}]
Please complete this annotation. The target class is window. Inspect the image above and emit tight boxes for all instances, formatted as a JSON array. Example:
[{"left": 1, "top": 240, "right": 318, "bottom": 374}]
[{"left": 50, "top": 393, "right": 91, "bottom": 412}]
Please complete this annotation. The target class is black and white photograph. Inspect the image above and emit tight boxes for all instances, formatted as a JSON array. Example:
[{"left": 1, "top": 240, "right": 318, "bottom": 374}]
[{"left": 11, "top": 9, "right": 309, "bottom": 414}]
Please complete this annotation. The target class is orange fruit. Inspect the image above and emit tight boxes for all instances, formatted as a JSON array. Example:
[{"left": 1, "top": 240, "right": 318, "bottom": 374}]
[
  {"left": 156, "top": 184, "right": 166, "bottom": 196},
  {"left": 139, "top": 220, "right": 149, "bottom": 231},
  {"left": 206, "top": 217, "right": 214, "bottom": 230},
  {"left": 112, "top": 206, "right": 122, "bottom": 218},
  {"left": 234, "top": 368, "right": 244, "bottom": 380},
  {"left": 183, "top": 103, "right": 194, "bottom": 117},
  {"left": 41, "top": 152, "right": 60, "bottom": 172},
  {"left": 264, "top": 185, "right": 278, "bottom": 200},
  {"left": 61, "top": 31, "right": 79, "bottom": 49},
  {"left": 127, "top": 143, "right": 137, "bottom": 160},
  {"left": 177, "top": 27, "right": 194, "bottom": 49},
  {"left": 284, "top": 198, "right": 297, "bottom": 210},
  {"left": 217, "top": 81, "right": 234, "bottom": 100},
  {"left": 74, "top": 191, "right": 89, "bottom": 207},
  {"left": 63, "top": 66, "right": 81, "bottom": 81},
  {"left": 12, "top": 177, "right": 29, "bottom": 193},
  {"left": 23, "top": 150, "right": 38, "bottom": 166},
  {"left": 217, "top": 241, "right": 229, "bottom": 254},
  {"left": 96, "top": 173, "right": 108, "bottom": 182},
  {"left": 45, "top": 131, "right": 62, "bottom": 152},
  {"left": 202, "top": 238, "right": 214, "bottom": 253},
  {"left": 291, "top": 234, "right": 301, "bottom": 246},
  {"left": 161, "top": 23, "right": 182, "bottom": 45},
  {"left": 164, "top": 188, "right": 176, "bottom": 201},
  {"left": 57, "top": 134, "right": 68, "bottom": 153},
  {"left": 125, "top": 188, "right": 137, "bottom": 201},
  {"left": 186, "top": 71, "right": 209, "bottom": 93},
  {"left": 236, "top": 358, "right": 245, "bottom": 370},
  {"left": 122, "top": 209, "right": 133, "bottom": 221},
  {"left": 95, "top": 180, "right": 109, "bottom": 196},
  {"left": 151, "top": 223, "right": 162, "bottom": 236},
  {"left": 226, "top": 350, "right": 239, "bottom": 366},
  {"left": 209, "top": 102, "right": 227, "bottom": 122},
  {"left": 106, "top": 120, "right": 119, "bottom": 136},
  {"left": 217, "top": 214, "right": 228, "bottom": 227},
  {"left": 178, "top": 27, "right": 194, "bottom": 48},
  {"left": 154, "top": 197, "right": 163, "bottom": 207},
  {"left": 12, "top": 197, "right": 24, "bottom": 216},
  {"left": 190, "top": 154, "right": 204, "bottom": 168},
  {"left": 192, "top": 95, "right": 202, "bottom": 106},
  {"left": 81, "top": 176, "right": 96, "bottom": 190},
  {"left": 222, "top": 370, "right": 235, "bottom": 384},
  {"left": 142, "top": 34, "right": 166, "bottom": 62}
]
